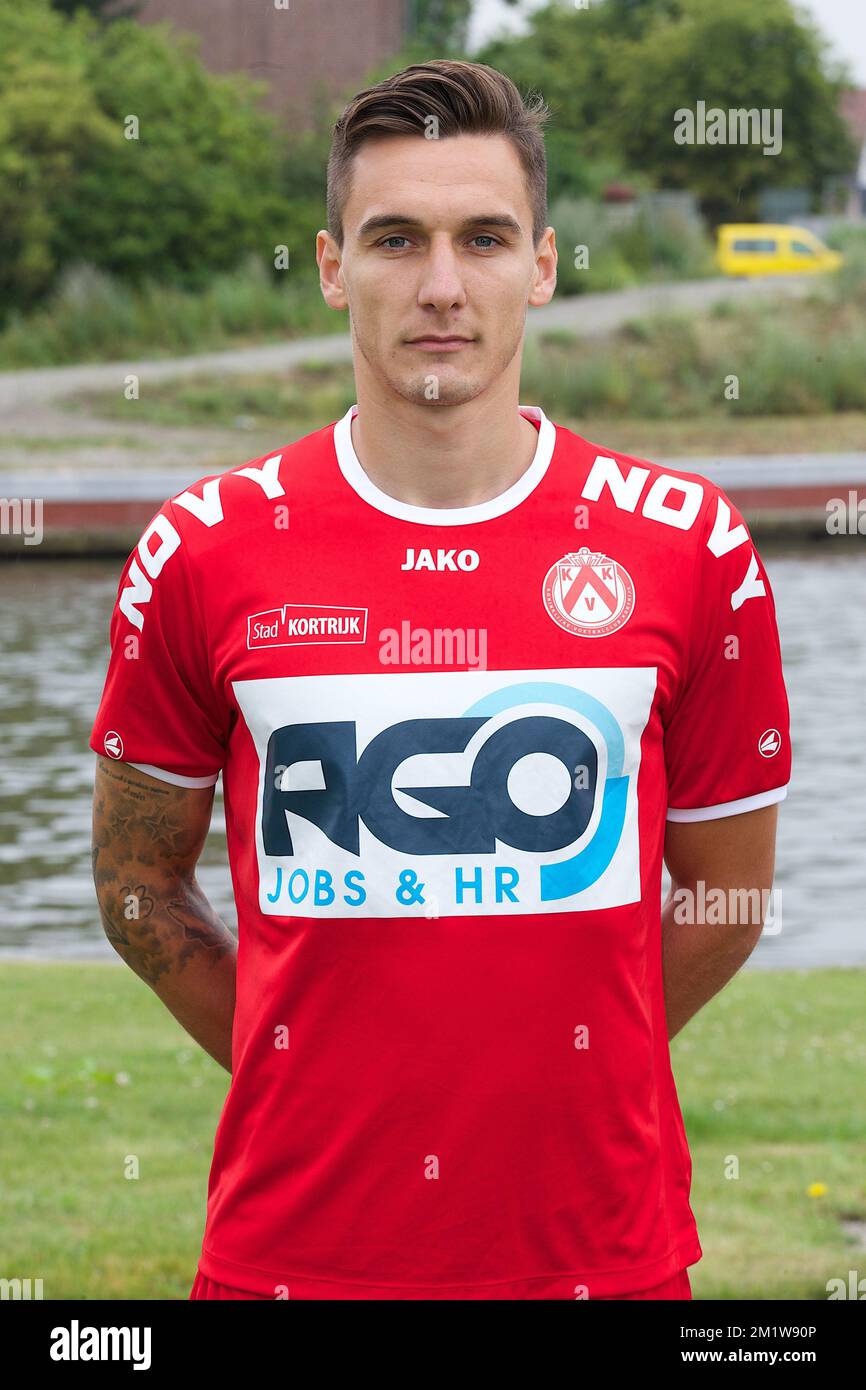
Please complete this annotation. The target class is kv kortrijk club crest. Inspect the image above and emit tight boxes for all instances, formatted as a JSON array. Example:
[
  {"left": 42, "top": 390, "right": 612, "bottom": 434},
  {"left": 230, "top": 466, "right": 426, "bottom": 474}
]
[{"left": 542, "top": 547, "right": 636, "bottom": 638}]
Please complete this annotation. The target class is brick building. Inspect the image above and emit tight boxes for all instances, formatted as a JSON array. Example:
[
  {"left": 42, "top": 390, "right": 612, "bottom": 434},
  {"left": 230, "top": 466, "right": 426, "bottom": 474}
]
[
  {"left": 840, "top": 89, "right": 866, "bottom": 215},
  {"left": 134, "top": 0, "right": 409, "bottom": 128}
]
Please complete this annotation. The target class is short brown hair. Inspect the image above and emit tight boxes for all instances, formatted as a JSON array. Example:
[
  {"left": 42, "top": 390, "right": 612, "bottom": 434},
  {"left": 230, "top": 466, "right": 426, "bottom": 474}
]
[{"left": 327, "top": 59, "right": 550, "bottom": 250}]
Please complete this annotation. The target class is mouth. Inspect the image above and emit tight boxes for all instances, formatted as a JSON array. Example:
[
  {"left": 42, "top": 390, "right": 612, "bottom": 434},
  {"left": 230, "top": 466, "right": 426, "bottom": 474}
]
[{"left": 406, "top": 336, "right": 474, "bottom": 351}]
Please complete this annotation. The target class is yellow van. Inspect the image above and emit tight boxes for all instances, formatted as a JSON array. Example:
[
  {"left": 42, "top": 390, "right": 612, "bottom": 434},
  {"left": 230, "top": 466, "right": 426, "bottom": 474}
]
[{"left": 716, "top": 224, "right": 843, "bottom": 277}]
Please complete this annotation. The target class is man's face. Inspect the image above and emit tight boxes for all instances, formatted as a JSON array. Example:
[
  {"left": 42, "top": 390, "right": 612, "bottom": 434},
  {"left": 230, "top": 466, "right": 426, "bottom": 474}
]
[{"left": 318, "top": 132, "right": 557, "bottom": 408}]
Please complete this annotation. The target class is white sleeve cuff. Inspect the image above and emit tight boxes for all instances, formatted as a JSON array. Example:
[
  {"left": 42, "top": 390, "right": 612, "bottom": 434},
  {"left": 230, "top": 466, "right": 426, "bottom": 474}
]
[
  {"left": 666, "top": 784, "right": 788, "bottom": 823},
  {"left": 127, "top": 761, "right": 220, "bottom": 789}
]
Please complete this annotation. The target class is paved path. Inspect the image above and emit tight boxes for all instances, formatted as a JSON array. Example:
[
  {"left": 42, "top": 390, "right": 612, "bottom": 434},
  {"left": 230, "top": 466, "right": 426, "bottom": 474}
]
[
  {"left": 0, "top": 274, "right": 822, "bottom": 480},
  {"left": 0, "top": 273, "right": 818, "bottom": 409},
  {"left": 0, "top": 273, "right": 857, "bottom": 548}
]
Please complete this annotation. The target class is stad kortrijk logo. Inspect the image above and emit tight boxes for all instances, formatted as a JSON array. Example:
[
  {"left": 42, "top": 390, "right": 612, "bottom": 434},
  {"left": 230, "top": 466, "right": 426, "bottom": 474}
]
[{"left": 542, "top": 548, "right": 635, "bottom": 639}]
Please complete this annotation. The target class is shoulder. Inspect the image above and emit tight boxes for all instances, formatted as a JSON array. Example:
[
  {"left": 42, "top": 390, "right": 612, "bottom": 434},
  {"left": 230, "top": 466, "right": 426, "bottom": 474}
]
[
  {"left": 152, "top": 418, "right": 337, "bottom": 561},
  {"left": 554, "top": 421, "right": 742, "bottom": 553}
]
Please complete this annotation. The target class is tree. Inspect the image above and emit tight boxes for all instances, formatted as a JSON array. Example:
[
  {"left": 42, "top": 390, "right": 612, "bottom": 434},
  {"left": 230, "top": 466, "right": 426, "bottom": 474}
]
[
  {"left": 49, "top": 0, "right": 141, "bottom": 18},
  {"left": 404, "top": 0, "right": 473, "bottom": 55},
  {"left": 478, "top": 0, "right": 856, "bottom": 225},
  {"left": 583, "top": 0, "right": 684, "bottom": 37},
  {"left": 607, "top": 0, "right": 855, "bottom": 224},
  {"left": 0, "top": 1, "right": 119, "bottom": 312},
  {"left": 0, "top": 0, "right": 296, "bottom": 317},
  {"left": 478, "top": 3, "right": 633, "bottom": 201}
]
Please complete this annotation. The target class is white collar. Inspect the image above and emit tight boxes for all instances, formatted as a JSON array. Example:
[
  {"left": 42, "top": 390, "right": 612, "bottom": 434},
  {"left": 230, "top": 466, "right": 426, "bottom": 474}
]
[{"left": 332, "top": 402, "right": 556, "bottom": 525}]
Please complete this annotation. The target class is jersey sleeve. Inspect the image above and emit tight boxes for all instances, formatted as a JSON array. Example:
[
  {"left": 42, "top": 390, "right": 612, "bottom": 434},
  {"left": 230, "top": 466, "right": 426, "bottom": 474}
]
[
  {"left": 664, "top": 489, "right": 792, "bottom": 821},
  {"left": 89, "top": 498, "right": 230, "bottom": 787}
]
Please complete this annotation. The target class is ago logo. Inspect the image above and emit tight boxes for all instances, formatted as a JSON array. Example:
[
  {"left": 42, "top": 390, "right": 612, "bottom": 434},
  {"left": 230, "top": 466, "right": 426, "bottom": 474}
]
[{"left": 234, "top": 668, "right": 656, "bottom": 919}]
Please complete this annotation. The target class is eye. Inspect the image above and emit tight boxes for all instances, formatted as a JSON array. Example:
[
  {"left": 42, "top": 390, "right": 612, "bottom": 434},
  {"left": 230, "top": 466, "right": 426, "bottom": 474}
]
[{"left": 375, "top": 234, "right": 503, "bottom": 251}]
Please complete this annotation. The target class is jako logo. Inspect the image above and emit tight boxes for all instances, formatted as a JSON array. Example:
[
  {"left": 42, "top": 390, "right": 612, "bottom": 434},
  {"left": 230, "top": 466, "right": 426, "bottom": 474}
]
[
  {"left": 758, "top": 728, "right": 781, "bottom": 758},
  {"left": 400, "top": 548, "right": 479, "bottom": 571}
]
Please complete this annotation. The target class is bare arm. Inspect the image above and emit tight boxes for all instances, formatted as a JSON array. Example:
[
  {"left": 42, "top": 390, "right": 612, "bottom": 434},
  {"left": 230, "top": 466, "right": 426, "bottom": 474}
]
[
  {"left": 91, "top": 755, "right": 236, "bottom": 1072},
  {"left": 661, "top": 803, "right": 779, "bottom": 1038}
]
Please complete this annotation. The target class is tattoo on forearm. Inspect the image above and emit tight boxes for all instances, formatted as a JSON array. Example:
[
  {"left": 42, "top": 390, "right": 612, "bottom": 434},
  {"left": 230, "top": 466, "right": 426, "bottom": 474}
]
[
  {"left": 92, "top": 758, "right": 235, "bottom": 986},
  {"left": 98, "top": 881, "right": 234, "bottom": 986},
  {"left": 166, "top": 895, "right": 235, "bottom": 971}
]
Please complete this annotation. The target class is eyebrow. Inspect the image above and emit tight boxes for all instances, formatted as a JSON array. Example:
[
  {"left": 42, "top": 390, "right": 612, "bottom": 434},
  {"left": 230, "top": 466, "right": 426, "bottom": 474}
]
[{"left": 356, "top": 213, "right": 523, "bottom": 240}]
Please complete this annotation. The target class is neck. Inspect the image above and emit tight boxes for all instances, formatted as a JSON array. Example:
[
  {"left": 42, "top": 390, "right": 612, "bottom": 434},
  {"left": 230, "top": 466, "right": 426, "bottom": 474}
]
[{"left": 349, "top": 386, "right": 540, "bottom": 511}]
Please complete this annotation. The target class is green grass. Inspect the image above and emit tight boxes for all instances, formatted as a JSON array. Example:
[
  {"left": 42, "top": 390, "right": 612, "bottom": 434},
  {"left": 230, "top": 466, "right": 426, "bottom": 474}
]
[
  {"left": 0, "top": 434, "right": 163, "bottom": 454},
  {"left": 3, "top": 226, "right": 865, "bottom": 375},
  {"left": 522, "top": 278, "right": 866, "bottom": 420},
  {"left": 0, "top": 258, "right": 344, "bottom": 370},
  {"left": 0, "top": 961, "right": 863, "bottom": 1299},
  {"left": 68, "top": 360, "right": 356, "bottom": 436},
  {"left": 554, "top": 411, "right": 866, "bottom": 459},
  {"left": 69, "top": 354, "right": 866, "bottom": 462},
  {"left": 0, "top": 962, "right": 218, "bottom": 1299},
  {"left": 0, "top": 200, "right": 717, "bottom": 369},
  {"left": 67, "top": 258, "right": 866, "bottom": 446}
]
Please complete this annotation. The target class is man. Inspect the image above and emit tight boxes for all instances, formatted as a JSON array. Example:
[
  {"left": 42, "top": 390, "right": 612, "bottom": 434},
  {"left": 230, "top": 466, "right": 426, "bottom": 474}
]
[{"left": 90, "top": 59, "right": 791, "bottom": 1301}]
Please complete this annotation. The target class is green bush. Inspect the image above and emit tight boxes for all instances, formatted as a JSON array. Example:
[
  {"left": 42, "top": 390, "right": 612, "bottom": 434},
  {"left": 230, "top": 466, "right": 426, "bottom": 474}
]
[
  {"left": 0, "top": 257, "right": 341, "bottom": 368},
  {"left": 726, "top": 322, "right": 866, "bottom": 416},
  {"left": 0, "top": 0, "right": 300, "bottom": 322},
  {"left": 520, "top": 277, "right": 866, "bottom": 422},
  {"left": 616, "top": 207, "right": 716, "bottom": 278},
  {"left": 551, "top": 196, "right": 714, "bottom": 295},
  {"left": 825, "top": 231, "right": 866, "bottom": 310},
  {"left": 0, "top": 0, "right": 117, "bottom": 314},
  {"left": 824, "top": 223, "right": 866, "bottom": 253}
]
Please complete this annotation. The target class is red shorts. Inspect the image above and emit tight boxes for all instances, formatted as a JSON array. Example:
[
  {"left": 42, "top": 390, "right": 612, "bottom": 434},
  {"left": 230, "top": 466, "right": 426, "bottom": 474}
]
[{"left": 188, "top": 1267, "right": 692, "bottom": 1301}]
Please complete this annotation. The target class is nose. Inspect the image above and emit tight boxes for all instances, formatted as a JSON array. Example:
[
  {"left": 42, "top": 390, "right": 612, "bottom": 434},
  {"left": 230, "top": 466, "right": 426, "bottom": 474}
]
[{"left": 416, "top": 233, "right": 468, "bottom": 312}]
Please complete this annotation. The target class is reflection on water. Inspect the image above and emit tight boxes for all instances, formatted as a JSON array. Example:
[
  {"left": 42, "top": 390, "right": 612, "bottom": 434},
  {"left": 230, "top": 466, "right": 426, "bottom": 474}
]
[
  {"left": 0, "top": 559, "right": 233, "bottom": 957},
  {"left": 0, "top": 547, "right": 863, "bottom": 968}
]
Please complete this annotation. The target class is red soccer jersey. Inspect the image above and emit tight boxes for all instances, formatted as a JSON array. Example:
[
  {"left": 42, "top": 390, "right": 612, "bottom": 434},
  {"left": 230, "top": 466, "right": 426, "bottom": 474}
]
[{"left": 90, "top": 403, "right": 791, "bottom": 1299}]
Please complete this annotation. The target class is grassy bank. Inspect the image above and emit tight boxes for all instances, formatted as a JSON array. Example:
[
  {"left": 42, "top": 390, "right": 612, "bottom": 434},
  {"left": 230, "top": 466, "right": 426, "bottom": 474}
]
[
  {"left": 0, "top": 199, "right": 717, "bottom": 370},
  {"left": 0, "top": 259, "right": 343, "bottom": 370},
  {"left": 69, "top": 256, "right": 866, "bottom": 445},
  {"left": 525, "top": 296, "right": 866, "bottom": 422},
  {"left": 3, "top": 228, "right": 864, "bottom": 375},
  {"left": 70, "top": 352, "right": 866, "bottom": 463},
  {"left": 0, "top": 960, "right": 862, "bottom": 1300}
]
